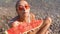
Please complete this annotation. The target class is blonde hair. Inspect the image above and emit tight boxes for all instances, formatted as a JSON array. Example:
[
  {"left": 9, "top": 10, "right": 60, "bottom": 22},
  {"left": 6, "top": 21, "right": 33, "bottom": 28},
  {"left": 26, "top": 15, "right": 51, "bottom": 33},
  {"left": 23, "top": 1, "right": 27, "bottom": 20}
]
[{"left": 16, "top": 0, "right": 27, "bottom": 11}]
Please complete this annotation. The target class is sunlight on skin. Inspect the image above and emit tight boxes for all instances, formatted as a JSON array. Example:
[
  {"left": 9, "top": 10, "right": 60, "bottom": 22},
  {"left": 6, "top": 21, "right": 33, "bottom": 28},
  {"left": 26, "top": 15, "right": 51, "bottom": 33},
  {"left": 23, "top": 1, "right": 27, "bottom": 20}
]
[
  {"left": 16, "top": 0, "right": 31, "bottom": 23},
  {"left": 13, "top": 0, "right": 52, "bottom": 34},
  {"left": 4, "top": 0, "right": 52, "bottom": 34}
]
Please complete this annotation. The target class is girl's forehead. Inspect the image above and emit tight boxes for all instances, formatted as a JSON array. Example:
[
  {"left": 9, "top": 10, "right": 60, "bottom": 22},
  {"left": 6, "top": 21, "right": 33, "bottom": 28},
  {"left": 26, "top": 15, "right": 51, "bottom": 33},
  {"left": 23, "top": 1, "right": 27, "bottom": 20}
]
[{"left": 19, "top": 1, "right": 28, "bottom": 6}]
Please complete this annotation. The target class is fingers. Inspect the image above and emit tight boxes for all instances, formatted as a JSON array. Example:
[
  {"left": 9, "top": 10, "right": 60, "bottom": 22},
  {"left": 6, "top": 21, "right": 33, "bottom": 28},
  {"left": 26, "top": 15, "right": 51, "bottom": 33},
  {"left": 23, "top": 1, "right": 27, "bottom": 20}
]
[
  {"left": 4, "top": 31, "right": 8, "bottom": 34},
  {"left": 44, "top": 16, "right": 52, "bottom": 25},
  {"left": 27, "top": 19, "right": 43, "bottom": 34},
  {"left": 45, "top": 30, "right": 49, "bottom": 34}
]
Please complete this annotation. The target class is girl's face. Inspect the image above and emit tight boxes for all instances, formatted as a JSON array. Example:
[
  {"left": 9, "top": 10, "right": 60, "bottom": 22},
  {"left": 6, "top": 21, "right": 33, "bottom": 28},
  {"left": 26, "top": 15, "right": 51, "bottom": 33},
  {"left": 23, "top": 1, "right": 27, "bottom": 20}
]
[{"left": 17, "top": 1, "right": 30, "bottom": 16}]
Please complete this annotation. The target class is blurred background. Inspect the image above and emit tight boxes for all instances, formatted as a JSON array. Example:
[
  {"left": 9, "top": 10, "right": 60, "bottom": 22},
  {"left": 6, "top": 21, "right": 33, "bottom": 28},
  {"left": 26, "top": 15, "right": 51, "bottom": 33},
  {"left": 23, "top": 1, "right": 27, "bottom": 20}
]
[{"left": 0, "top": 0, "right": 60, "bottom": 34}]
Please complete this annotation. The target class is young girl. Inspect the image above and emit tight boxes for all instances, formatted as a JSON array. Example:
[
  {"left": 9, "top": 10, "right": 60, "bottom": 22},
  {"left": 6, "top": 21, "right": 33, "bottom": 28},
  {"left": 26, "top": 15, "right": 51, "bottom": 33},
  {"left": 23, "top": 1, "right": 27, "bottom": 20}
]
[{"left": 5, "top": 0, "right": 52, "bottom": 34}]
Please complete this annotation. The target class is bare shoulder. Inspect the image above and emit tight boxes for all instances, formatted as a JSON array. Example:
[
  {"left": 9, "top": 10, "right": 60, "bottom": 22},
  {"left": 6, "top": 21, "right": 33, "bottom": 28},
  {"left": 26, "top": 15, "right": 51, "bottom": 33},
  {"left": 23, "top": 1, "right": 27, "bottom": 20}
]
[{"left": 12, "top": 21, "right": 21, "bottom": 27}]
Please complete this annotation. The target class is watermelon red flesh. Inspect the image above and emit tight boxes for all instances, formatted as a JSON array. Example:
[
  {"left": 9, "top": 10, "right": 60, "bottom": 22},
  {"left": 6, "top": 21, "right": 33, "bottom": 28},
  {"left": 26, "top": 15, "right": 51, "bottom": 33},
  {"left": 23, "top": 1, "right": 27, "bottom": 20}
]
[{"left": 6, "top": 20, "right": 43, "bottom": 34}]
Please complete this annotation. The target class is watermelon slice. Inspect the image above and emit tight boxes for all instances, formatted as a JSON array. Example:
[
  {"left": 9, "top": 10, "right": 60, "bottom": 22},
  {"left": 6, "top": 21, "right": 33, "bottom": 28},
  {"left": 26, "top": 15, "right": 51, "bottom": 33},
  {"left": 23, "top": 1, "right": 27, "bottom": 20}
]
[{"left": 5, "top": 20, "right": 43, "bottom": 34}]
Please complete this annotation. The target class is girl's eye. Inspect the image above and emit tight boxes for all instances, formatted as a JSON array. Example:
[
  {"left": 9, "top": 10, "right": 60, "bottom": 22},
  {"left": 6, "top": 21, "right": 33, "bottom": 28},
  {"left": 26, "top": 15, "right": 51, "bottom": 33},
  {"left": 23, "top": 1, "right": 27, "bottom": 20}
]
[
  {"left": 19, "top": 6, "right": 23, "bottom": 10},
  {"left": 25, "top": 5, "right": 30, "bottom": 9}
]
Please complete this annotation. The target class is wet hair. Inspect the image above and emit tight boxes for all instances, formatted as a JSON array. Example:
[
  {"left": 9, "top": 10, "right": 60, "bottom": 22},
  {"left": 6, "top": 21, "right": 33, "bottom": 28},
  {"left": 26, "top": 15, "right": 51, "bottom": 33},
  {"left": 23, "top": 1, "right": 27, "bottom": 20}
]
[{"left": 16, "top": 0, "right": 20, "bottom": 11}]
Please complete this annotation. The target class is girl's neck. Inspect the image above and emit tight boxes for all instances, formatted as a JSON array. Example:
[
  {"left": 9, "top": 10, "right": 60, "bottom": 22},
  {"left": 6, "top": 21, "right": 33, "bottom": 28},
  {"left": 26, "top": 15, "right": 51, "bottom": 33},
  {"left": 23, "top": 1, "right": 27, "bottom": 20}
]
[
  {"left": 25, "top": 14, "right": 30, "bottom": 23},
  {"left": 18, "top": 14, "right": 30, "bottom": 23}
]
